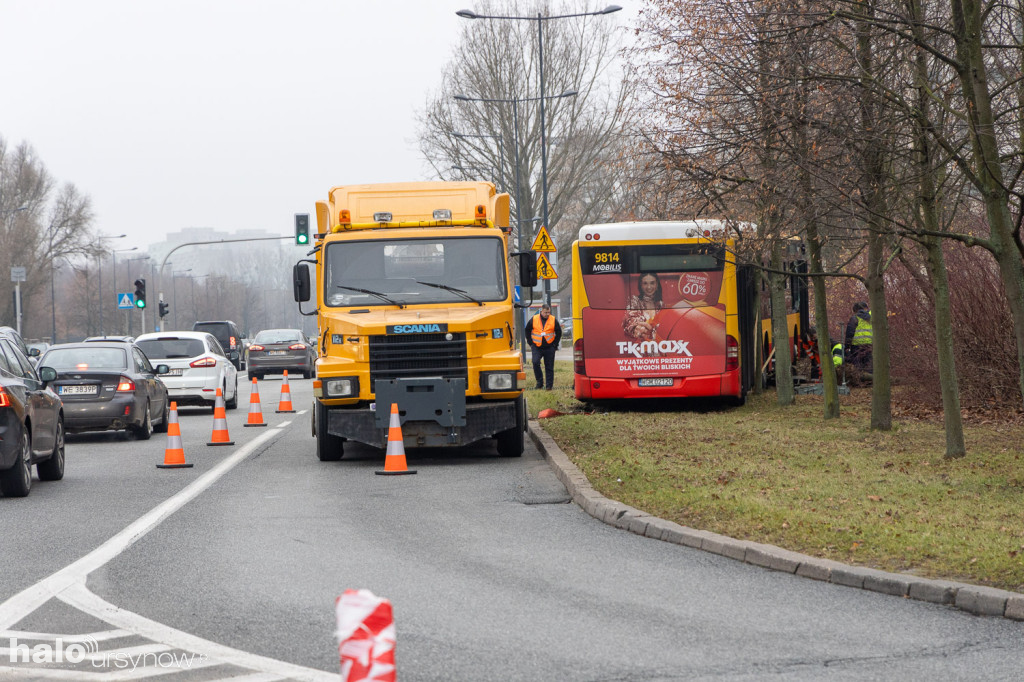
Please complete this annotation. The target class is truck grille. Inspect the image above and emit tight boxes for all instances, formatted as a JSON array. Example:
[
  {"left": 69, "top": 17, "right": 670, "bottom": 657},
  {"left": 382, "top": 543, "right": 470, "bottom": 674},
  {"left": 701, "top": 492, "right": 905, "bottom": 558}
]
[{"left": 369, "top": 332, "right": 468, "bottom": 390}]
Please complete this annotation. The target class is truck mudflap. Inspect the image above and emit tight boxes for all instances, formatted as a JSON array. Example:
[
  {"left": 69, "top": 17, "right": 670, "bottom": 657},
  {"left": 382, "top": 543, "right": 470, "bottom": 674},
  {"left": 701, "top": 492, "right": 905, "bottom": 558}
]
[{"left": 326, "top": 399, "right": 517, "bottom": 449}]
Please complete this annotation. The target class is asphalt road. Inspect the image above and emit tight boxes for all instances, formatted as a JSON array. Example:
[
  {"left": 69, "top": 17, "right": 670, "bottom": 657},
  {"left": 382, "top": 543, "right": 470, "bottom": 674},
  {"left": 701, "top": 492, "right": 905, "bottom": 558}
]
[{"left": 2, "top": 376, "right": 1022, "bottom": 680}]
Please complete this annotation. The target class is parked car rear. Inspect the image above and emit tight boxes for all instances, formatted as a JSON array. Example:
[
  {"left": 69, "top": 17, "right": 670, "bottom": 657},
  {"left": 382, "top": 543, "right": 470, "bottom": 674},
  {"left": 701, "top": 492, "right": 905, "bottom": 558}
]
[
  {"left": 135, "top": 332, "right": 238, "bottom": 410},
  {"left": 246, "top": 328, "right": 316, "bottom": 380},
  {"left": 38, "top": 342, "right": 170, "bottom": 439},
  {"left": 0, "top": 330, "right": 64, "bottom": 497}
]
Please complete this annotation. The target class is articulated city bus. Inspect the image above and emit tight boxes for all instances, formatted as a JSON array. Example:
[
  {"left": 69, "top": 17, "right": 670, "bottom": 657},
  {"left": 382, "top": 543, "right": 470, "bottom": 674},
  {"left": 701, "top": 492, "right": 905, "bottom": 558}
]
[{"left": 570, "top": 220, "right": 805, "bottom": 403}]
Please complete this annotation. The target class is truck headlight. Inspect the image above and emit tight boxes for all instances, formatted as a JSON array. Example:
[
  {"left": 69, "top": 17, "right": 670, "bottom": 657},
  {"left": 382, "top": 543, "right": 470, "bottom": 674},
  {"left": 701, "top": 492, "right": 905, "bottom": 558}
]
[
  {"left": 481, "top": 371, "right": 515, "bottom": 392},
  {"left": 324, "top": 377, "right": 358, "bottom": 397}
]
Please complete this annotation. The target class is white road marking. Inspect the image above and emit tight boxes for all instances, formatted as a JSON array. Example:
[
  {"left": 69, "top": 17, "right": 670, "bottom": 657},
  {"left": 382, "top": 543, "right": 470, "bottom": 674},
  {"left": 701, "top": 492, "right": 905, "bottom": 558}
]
[
  {"left": 0, "top": 428, "right": 281, "bottom": 630},
  {"left": 58, "top": 583, "right": 334, "bottom": 681},
  {"left": 0, "top": 628, "right": 131, "bottom": 641},
  {"left": 0, "top": 424, "right": 335, "bottom": 680}
]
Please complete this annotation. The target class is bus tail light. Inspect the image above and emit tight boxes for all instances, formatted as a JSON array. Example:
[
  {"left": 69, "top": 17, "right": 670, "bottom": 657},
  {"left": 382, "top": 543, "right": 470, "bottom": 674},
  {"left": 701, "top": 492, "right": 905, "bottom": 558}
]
[
  {"left": 726, "top": 335, "right": 739, "bottom": 371},
  {"left": 574, "top": 338, "right": 585, "bottom": 375}
]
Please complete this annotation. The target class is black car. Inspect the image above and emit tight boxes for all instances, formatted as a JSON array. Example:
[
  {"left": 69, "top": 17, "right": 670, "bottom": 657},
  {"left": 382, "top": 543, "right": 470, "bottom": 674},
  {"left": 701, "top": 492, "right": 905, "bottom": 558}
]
[
  {"left": 193, "top": 320, "right": 244, "bottom": 370},
  {"left": 0, "top": 330, "right": 64, "bottom": 497},
  {"left": 38, "top": 342, "right": 170, "bottom": 440}
]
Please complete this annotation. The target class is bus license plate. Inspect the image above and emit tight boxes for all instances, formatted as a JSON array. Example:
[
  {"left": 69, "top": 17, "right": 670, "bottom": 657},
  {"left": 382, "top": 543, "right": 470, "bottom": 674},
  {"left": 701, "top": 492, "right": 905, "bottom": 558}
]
[{"left": 638, "top": 377, "right": 673, "bottom": 387}]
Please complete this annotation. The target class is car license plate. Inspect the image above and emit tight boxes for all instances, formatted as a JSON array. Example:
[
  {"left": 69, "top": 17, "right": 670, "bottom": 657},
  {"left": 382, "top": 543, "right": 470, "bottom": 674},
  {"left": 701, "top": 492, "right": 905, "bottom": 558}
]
[
  {"left": 638, "top": 377, "right": 674, "bottom": 387},
  {"left": 60, "top": 385, "right": 97, "bottom": 395},
  {"left": 165, "top": 368, "right": 184, "bottom": 376},
  {"left": 268, "top": 350, "right": 286, "bottom": 356}
]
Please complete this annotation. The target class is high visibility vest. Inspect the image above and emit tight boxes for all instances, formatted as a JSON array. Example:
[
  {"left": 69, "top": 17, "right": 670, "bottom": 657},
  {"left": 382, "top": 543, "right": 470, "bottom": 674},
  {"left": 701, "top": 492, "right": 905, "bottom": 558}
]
[
  {"left": 531, "top": 315, "right": 556, "bottom": 346},
  {"left": 831, "top": 342, "right": 844, "bottom": 366},
  {"left": 852, "top": 315, "right": 873, "bottom": 346}
]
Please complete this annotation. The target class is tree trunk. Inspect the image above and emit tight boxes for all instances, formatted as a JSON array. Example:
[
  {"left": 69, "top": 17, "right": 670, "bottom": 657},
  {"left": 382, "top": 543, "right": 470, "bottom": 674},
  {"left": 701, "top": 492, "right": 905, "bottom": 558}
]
[
  {"left": 910, "top": 0, "right": 966, "bottom": 458},
  {"left": 771, "top": 241, "right": 795, "bottom": 406},
  {"left": 950, "top": 0, "right": 1024, "bottom": 409}
]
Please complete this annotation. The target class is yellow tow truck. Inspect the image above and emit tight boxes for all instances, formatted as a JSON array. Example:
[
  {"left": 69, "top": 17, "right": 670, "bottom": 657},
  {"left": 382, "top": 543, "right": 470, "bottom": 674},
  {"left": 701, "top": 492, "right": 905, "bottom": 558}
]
[{"left": 293, "top": 182, "right": 537, "bottom": 460}]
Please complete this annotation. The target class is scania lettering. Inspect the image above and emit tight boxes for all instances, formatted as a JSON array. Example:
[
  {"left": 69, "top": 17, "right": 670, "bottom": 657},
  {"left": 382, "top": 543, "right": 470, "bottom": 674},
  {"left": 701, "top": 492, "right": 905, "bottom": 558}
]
[{"left": 293, "top": 182, "right": 537, "bottom": 461}]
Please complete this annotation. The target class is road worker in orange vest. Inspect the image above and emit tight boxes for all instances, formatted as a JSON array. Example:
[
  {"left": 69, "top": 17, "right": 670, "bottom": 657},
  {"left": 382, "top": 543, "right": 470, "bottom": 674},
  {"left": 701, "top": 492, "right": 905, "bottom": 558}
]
[{"left": 526, "top": 304, "right": 562, "bottom": 390}]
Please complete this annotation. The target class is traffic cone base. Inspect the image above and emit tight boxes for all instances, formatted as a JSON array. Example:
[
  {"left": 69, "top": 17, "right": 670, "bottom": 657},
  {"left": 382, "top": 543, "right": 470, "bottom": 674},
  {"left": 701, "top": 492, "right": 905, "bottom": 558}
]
[
  {"left": 276, "top": 370, "right": 296, "bottom": 413},
  {"left": 245, "top": 377, "right": 268, "bottom": 427},
  {"left": 158, "top": 402, "right": 194, "bottom": 469},
  {"left": 207, "top": 387, "right": 235, "bottom": 446},
  {"left": 376, "top": 402, "right": 416, "bottom": 476}
]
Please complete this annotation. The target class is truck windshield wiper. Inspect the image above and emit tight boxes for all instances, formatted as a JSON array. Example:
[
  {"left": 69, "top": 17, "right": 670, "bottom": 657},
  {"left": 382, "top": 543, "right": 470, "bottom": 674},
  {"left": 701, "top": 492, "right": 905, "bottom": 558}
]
[
  {"left": 415, "top": 280, "right": 483, "bottom": 306},
  {"left": 335, "top": 285, "right": 406, "bottom": 309}
]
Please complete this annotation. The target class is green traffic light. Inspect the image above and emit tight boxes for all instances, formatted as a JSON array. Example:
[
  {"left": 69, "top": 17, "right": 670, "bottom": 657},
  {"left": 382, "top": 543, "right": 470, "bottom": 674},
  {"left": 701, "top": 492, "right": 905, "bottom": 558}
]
[
  {"left": 297, "top": 234, "right": 309, "bottom": 245},
  {"left": 136, "top": 299, "right": 146, "bottom": 309}
]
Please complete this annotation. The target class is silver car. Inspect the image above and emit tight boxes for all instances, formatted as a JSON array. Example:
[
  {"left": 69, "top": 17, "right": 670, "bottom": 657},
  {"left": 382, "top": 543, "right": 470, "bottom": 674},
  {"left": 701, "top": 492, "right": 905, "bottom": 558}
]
[
  {"left": 135, "top": 331, "right": 238, "bottom": 411},
  {"left": 246, "top": 329, "right": 316, "bottom": 380}
]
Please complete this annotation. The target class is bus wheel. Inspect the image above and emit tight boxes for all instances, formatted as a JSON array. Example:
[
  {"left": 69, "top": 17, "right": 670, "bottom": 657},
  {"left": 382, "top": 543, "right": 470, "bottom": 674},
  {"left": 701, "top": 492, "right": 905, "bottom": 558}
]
[
  {"left": 496, "top": 395, "right": 526, "bottom": 457},
  {"left": 315, "top": 400, "right": 344, "bottom": 461}
]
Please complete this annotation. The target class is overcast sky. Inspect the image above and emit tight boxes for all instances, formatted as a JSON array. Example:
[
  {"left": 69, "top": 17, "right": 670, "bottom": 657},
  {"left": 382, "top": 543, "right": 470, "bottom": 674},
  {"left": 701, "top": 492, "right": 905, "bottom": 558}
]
[{"left": 1, "top": 1, "right": 636, "bottom": 252}]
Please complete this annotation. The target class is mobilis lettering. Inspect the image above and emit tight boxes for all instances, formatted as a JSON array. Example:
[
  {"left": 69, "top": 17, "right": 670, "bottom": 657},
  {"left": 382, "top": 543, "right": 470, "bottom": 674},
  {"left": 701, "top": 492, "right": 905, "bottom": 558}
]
[
  {"left": 615, "top": 340, "right": 692, "bottom": 358},
  {"left": 388, "top": 324, "right": 445, "bottom": 334}
]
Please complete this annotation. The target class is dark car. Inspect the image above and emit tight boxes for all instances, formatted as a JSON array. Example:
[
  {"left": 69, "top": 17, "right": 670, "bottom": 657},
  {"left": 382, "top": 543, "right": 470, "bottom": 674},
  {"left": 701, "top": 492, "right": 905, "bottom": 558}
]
[
  {"left": 38, "top": 342, "right": 170, "bottom": 440},
  {"left": 246, "top": 328, "right": 316, "bottom": 380},
  {"left": 0, "top": 330, "right": 64, "bottom": 497},
  {"left": 193, "top": 320, "right": 244, "bottom": 370}
]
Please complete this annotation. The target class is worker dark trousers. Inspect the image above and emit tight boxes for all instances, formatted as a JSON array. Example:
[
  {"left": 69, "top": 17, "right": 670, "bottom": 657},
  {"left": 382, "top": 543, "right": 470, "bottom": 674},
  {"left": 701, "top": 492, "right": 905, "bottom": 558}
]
[{"left": 531, "top": 345, "right": 556, "bottom": 389}]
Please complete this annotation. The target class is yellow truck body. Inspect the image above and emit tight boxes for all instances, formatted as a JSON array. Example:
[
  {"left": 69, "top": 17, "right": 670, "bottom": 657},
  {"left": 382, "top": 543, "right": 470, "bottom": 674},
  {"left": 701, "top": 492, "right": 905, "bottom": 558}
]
[{"left": 294, "top": 182, "right": 529, "bottom": 460}]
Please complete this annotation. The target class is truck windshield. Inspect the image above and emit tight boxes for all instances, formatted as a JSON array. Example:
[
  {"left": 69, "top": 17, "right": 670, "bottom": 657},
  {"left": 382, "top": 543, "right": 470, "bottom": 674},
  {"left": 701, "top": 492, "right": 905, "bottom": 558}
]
[{"left": 324, "top": 236, "right": 507, "bottom": 307}]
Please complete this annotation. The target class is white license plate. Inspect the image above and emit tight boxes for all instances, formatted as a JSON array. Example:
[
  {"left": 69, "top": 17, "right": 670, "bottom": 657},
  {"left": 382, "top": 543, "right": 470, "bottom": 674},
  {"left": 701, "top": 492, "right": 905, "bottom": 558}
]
[
  {"left": 166, "top": 368, "right": 184, "bottom": 376},
  {"left": 268, "top": 350, "right": 287, "bottom": 356},
  {"left": 60, "top": 385, "right": 97, "bottom": 395},
  {"left": 638, "top": 377, "right": 674, "bottom": 387}
]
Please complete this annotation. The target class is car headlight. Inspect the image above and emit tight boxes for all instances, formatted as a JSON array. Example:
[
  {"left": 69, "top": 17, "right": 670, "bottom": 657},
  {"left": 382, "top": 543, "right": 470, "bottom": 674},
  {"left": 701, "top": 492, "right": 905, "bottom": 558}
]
[
  {"left": 324, "top": 377, "right": 358, "bottom": 397},
  {"left": 481, "top": 371, "right": 515, "bottom": 392}
]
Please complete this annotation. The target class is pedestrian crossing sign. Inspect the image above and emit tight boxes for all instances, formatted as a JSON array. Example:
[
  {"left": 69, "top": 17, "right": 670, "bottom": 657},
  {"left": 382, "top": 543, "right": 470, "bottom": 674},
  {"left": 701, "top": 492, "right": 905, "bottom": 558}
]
[
  {"left": 117, "top": 293, "right": 135, "bottom": 309},
  {"left": 535, "top": 253, "right": 557, "bottom": 279},
  {"left": 531, "top": 225, "right": 556, "bottom": 252}
]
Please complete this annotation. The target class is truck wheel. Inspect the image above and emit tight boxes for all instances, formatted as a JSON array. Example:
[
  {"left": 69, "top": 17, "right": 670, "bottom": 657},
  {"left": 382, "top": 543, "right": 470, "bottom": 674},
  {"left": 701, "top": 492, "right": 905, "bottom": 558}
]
[
  {"left": 315, "top": 400, "right": 344, "bottom": 461},
  {"left": 496, "top": 394, "right": 526, "bottom": 457}
]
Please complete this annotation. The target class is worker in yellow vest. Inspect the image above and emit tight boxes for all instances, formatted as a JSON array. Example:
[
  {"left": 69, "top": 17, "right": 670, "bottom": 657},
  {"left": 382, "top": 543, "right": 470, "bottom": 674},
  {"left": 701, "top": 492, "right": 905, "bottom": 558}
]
[
  {"left": 844, "top": 301, "right": 873, "bottom": 377},
  {"left": 527, "top": 304, "right": 562, "bottom": 390}
]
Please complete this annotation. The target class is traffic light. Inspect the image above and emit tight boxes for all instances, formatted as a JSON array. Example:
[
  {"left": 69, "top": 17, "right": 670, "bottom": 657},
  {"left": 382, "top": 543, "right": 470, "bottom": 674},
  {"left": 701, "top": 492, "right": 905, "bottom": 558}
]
[
  {"left": 133, "top": 279, "right": 146, "bottom": 309},
  {"left": 295, "top": 213, "right": 310, "bottom": 245},
  {"left": 159, "top": 301, "right": 169, "bottom": 318}
]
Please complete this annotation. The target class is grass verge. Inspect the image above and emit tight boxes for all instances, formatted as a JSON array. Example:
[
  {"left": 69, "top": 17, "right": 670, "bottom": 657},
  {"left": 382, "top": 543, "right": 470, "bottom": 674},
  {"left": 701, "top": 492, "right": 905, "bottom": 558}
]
[{"left": 526, "top": 362, "right": 1024, "bottom": 592}]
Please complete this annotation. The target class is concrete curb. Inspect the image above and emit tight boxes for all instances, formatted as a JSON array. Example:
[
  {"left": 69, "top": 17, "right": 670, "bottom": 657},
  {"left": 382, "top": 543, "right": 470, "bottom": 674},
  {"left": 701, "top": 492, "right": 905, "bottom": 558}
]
[{"left": 528, "top": 420, "right": 1024, "bottom": 621}]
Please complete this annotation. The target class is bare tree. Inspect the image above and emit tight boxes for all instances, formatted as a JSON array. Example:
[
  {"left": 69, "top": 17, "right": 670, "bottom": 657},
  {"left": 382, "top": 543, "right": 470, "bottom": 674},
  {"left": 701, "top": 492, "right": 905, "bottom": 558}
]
[{"left": 417, "top": 0, "right": 633, "bottom": 297}]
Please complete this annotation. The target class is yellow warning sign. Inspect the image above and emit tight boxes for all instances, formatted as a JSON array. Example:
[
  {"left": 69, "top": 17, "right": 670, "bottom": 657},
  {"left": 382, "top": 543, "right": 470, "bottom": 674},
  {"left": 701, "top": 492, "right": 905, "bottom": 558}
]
[
  {"left": 536, "top": 253, "right": 557, "bottom": 279},
  {"left": 531, "top": 225, "right": 556, "bottom": 252}
]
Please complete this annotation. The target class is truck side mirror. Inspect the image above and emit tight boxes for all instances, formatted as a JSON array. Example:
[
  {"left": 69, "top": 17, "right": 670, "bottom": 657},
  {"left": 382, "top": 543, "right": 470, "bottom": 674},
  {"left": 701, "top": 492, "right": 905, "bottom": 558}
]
[
  {"left": 293, "top": 263, "right": 311, "bottom": 302},
  {"left": 519, "top": 252, "right": 538, "bottom": 288}
]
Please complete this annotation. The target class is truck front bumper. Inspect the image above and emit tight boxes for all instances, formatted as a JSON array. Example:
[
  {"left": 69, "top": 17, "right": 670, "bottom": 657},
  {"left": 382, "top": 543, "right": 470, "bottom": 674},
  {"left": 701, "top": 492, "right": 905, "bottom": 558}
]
[{"left": 327, "top": 400, "right": 516, "bottom": 449}]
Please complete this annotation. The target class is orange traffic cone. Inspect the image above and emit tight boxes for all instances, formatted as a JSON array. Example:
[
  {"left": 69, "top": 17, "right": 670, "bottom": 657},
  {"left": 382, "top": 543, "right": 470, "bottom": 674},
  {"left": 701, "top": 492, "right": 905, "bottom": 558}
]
[
  {"left": 376, "top": 403, "right": 416, "bottom": 476},
  {"left": 157, "top": 402, "right": 193, "bottom": 469},
  {"left": 207, "top": 387, "right": 235, "bottom": 446},
  {"left": 275, "top": 370, "right": 296, "bottom": 413},
  {"left": 244, "top": 377, "right": 268, "bottom": 427}
]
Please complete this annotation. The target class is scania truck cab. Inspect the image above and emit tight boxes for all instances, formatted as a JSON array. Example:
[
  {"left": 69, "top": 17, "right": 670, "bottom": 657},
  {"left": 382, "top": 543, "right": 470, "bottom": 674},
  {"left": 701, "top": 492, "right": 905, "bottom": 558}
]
[{"left": 293, "top": 181, "right": 537, "bottom": 461}]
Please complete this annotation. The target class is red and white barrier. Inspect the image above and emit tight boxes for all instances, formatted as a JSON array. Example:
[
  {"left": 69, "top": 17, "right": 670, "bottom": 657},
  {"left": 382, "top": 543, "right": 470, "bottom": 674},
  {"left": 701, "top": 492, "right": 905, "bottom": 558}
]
[{"left": 336, "top": 589, "right": 396, "bottom": 682}]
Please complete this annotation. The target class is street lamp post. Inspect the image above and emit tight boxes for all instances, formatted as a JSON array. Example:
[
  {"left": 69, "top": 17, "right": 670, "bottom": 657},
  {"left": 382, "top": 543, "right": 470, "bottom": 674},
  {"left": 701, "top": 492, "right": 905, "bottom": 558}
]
[
  {"left": 457, "top": 5, "right": 622, "bottom": 305},
  {"left": 171, "top": 268, "right": 191, "bottom": 331},
  {"left": 98, "top": 234, "right": 127, "bottom": 336}
]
